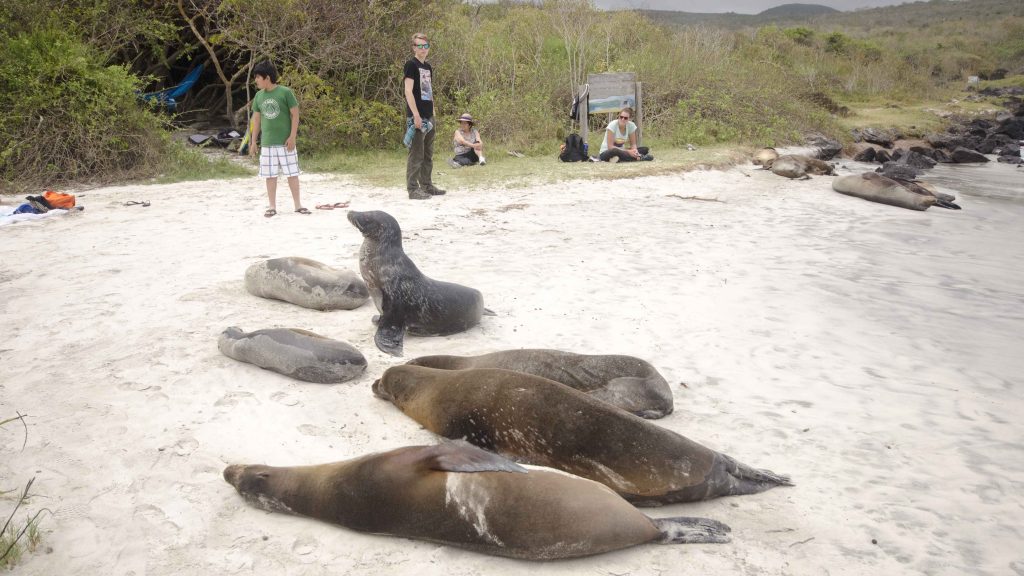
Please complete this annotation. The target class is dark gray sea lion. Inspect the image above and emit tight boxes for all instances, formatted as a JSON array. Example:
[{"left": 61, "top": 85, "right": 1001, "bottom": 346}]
[
  {"left": 218, "top": 326, "right": 367, "bottom": 383},
  {"left": 347, "top": 210, "right": 494, "bottom": 357},
  {"left": 833, "top": 172, "right": 961, "bottom": 211},
  {"left": 373, "top": 365, "right": 792, "bottom": 506},
  {"left": 244, "top": 257, "right": 369, "bottom": 311},
  {"left": 406, "top": 349, "right": 673, "bottom": 419},
  {"left": 766, "top": 154, "right": 834, "bottom": 179},
  {"left": 223, "top": 441, "right": 730, "bottom": 560}
]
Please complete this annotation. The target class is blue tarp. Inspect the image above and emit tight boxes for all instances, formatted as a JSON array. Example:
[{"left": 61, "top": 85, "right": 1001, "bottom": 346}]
[{"left": 141, "top": 63, "right": 205, "bottom": 113}]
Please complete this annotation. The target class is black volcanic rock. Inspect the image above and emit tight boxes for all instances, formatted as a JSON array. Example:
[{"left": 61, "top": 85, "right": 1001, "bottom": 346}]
[
  {"left": 995, "top": 117, "right": 1024, "bottom": 140},
  {"left": 853, "top": 147, "right": 876, "bottom": 162},
  {"left": 950, "top": 147, "right": 989, "bottom": 163},
  {"left": 807, "top": 134, "right": 842, "bottom": 160},
  {"left": 852, "top": 127, "right": 894, "bottom": 148},
  {"left": 899, "top": 150, "right": 937, "bottom": 169},
  {"left": 875, "top": 149, "right": 892, "bottom": 163},
  {"left": 877, "top": 161, "right": 921, "bottom": 180}
]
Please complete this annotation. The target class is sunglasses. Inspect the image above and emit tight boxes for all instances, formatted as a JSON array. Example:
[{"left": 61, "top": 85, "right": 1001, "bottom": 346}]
[
  {"left": 619, "top": 115, "right": 630, "bottom": 120},
  {"left": 413, "top": 43, "right": 430, "bottom": 49}
]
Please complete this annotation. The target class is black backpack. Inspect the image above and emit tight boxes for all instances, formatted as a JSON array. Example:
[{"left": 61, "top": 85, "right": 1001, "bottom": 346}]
[{"left": 559, "top": 133, "right": 586, "bottom": 162}]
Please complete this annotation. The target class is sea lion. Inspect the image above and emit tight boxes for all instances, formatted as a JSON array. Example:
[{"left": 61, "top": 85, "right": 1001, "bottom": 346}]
[
  {"left": 752, "top": 147, "right": 779, "bottom": 167},
  {"left": 218, "top": 326, "right": 367, "bottom": 383},
  {"left": 766, "top": 154, "right": 834, "bottom": 179},
  {"left": 406, "top": 349, "right": 674, "bottom": 419},
  {"left": 373, "top": 365, "right": 792, "bottom": 506},
  {"left": 347, "top": 210, "right": 493, "bottom": 357},
  {"left": 244, "top": 257, "right": 369, "bottom": 311},
  {"left": 832, "top": 172, "right": 961, "bottom": 211},
  {"left": 223, "top": 441, "right": 730, "bottom": 560}
]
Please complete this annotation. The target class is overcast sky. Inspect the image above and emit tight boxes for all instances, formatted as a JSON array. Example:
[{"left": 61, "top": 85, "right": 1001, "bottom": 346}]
[{"left": 593, "top": 0, "right": 911, "bottom": 13}]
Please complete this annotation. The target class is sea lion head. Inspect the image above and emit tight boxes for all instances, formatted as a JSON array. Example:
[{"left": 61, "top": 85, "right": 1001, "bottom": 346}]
[
  {"left": 347, "top": 210, "right": 402, "bottom": 244},
  {"left": 223, "top": 464, "right": 297, "bottom": 514},
  {"left": 372, "top": 364, "right": 437, "bottom": 404}
]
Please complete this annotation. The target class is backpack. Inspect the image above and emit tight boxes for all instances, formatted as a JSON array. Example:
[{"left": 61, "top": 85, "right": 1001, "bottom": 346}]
[
  {"left": 43, "top": 190, "right": 76, "bottom": 209},
  {"left": 559, "top": 133, "right": 586, "bottom": 162}
]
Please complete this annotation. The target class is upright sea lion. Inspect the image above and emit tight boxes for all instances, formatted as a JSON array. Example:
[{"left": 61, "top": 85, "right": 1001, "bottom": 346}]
[
  {"left": 347, "top": 210, "right": 493, "bottom": 357},
  {"left": 373, "top": 365, "right": 792, "bottom": 506},
  {"left": 832, "top": 172, "right": 961, "bottom": 211},
  {"left": 223, "top": 441, "right": 730, "bottom": 560},
  {"left": 244, "top": 257, "right": 369, "bottom": 311},
  {"left": 406, "top": 349, "right": 674, "bottom": 419},
  {"left": 218, "top": 327, "right": 367, "bottom": 383},
  {"left": 766, "top": 154, "right": 834, "bottom": 179}
]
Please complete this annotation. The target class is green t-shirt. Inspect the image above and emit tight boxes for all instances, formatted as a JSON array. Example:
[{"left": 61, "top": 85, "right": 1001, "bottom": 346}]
[{"left": 254, "top": 86, "right": 298, "bottom": 146}]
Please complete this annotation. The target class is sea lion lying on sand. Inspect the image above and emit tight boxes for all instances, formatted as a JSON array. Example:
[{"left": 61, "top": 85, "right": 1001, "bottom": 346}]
[
  {"left": 223, "top": 441, "right": 731, "bottom": 560},
  {"left": 374, "top": 365, "right": 792, "bottom": 506},
  {"left": 833, "top": 172, "right": 961, "bottom": 211}
]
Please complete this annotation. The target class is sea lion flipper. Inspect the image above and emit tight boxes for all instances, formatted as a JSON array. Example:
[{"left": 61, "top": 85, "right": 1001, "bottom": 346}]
[
  {"left": 375, "top": 323, "right": 405, "bottom": 357},
  {"left": 936, "top": 198, "right": 962, "bottom": 210},
  {"left": 653, "top": 516, "right": 731, "bottom": 544},
  {"left": 424, "top": 440, "right": 527, "bottom": 474},
  {"left": 482, "top": 307, "right": 497, "bottom": 316}
]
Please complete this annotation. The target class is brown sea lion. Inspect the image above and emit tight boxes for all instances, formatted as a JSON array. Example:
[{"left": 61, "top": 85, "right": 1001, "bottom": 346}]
[
  {"left": 406, "top": 349, "right": 673, "bottom": 419},
  {"left": 766, "top": 154, "right": 834, "bottom": 179},
  {"left": 373, "top": 365, "right": 792, "bottom": 506},
  {"left": 223, "top": 441, "right": 731, "bottom": 560},
  {"left": 832, "top": 172, "right": 961, "bottom": 211},
  {"left": 347, "top": 210, "right": 494, "bottom": 357}
]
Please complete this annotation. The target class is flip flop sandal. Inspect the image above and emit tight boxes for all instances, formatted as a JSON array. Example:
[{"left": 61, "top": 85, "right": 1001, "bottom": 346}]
[
  {"left": 295, "top": 207, "right": 311, "bottom": 214},
  {"left": 331, "top": 202, "right": 350, "bottom": 209},
  {"left": 264, "top": 208, "right": 277, "bottom": 218},
  {"left": 125, "top": 200, "right": 151, "bottom": 207},
  {"left": 315, "top": 204, "right": 334, "bottom": 210}
]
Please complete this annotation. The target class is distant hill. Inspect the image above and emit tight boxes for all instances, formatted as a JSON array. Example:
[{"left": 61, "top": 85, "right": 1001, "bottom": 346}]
[{"left": 757, "top": 4, "right": 839, "bottom": 18}]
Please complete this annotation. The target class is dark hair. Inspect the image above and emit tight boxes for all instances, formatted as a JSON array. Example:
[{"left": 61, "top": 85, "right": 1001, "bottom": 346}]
[{"left": 253, "top": 60, "right": 278, "bottom": 83}]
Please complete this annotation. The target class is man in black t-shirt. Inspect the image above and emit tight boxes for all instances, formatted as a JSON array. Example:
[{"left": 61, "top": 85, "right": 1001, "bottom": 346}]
[{"left": 404, "top": 32, "right": 446, "bottom": 200}]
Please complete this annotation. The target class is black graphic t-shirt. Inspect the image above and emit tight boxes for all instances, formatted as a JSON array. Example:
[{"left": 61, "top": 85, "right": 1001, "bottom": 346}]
[{"left": 403, "top": 59, "right": 434, "bottom": 119}]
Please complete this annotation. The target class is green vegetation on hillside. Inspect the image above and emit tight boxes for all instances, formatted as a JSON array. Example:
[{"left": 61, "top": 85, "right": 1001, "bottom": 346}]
[{"left": 1, "top": 0, "right": 1021, "bottom": 191}]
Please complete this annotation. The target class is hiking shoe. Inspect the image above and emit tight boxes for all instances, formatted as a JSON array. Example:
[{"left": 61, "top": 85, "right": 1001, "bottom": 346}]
[
  {"left": 408, "top": 188, "right": 431, "bottom": 200},
  {"left": 641, "top": 153, "right": 654, "bottom": 161},
  {"left": 479, "top": 156, "right": 486, "bottom": 166},
  {"left": 423, "top": 185, "right": 447, "bottom": 196},
  {"left": 449, "top": 159, "right": 461, "bottom": 169}
]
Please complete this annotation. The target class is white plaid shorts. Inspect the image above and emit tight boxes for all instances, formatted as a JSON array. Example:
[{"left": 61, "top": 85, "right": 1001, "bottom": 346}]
[{"left": 259, "top": 145, "right": 301, "bottom": 178}]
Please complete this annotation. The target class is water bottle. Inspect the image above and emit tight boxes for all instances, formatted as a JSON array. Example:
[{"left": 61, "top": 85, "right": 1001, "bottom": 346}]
[{"left": 583, "top": 142, "right": 589, "bottom": 156}]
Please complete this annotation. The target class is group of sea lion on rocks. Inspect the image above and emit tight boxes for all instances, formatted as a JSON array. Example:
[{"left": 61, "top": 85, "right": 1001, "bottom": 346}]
[{"left": 218, "top": 209, "right": 794, "bottom": 560}]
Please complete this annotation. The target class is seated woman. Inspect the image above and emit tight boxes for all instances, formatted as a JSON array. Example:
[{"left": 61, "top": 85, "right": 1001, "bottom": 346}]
[
  {"left": 599, "top": 107, "right": 653, "bottom": 162},
  {"left": 450, "top": 113, "right": 486, "bottom": 168}
]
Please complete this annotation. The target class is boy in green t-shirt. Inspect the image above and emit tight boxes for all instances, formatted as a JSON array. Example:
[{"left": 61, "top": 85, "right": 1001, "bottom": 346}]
[{"left": 249, "top": 61, "right": 307, "bottom": 217}]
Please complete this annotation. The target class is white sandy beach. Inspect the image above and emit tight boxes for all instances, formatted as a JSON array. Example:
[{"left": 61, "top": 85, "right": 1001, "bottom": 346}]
[{"left": 2, "top": 160, "right": 1023, "bottom": 575}]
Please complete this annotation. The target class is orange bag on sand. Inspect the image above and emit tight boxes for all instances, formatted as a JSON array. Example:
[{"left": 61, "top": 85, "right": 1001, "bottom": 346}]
[{"left": 43, "top": 190, "right": 76, "bottom": 209}]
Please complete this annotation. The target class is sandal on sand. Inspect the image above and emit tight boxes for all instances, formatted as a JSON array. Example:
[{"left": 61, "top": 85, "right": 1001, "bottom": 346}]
[
  {"left": 264, "top": 208, "right": 277, "bottom": 218},
  {"left": 316, "top": 204, "right": 334, "bottom": 210},
  {"left": 125, "top": 200, "right": 151, "bottom": 207},
  {"left": 331, "top": 201, "right": 349, "bottom": 209},
  {"left": 295, "top": 207, "right": 311, "bottom": 214}
]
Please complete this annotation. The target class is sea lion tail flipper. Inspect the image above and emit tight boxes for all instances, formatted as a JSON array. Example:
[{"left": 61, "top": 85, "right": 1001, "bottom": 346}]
[
  {"left": 717, "top": 454, "right": 793, "bottom": 496},
  {"left": 425, "top": 440, "right": 527, "bottom": 474},
  {"left": 482, "top": 307, "right": 497, "bottom": 316},
  {"left": 652, "top": 516, "right": 731, "bottom": 544},
  {"left": 935, "top": 198, "right": 962, "bottom": 210},
  {"left": 374, "top": 324, "right": 404, "bottom": 357}
]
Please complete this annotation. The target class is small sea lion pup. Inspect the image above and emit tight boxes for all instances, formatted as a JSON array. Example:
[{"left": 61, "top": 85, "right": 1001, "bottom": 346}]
[
  {"left": 406, "top": 349, "right": 674, "bottom": 419},
  {"left": 374, "top": 366, "right": 792, "bottom": 506},
  {"left": 244, "top": 257, "right": 369, "bottom": 311},
  {"left": 347, "top": 210, "right": 494, "bottom": 357},
  {"left": 218, "top": 327, "right": 367, "bottom": 383},
  {"left": 766, "top": 154, "right": 834, "bottom": 179},
  {"left": 833, "top": 172, "right": 961, "bottom": 211},
  {"left": 223, "top": 441, "right": 730, "bottom": 560}
]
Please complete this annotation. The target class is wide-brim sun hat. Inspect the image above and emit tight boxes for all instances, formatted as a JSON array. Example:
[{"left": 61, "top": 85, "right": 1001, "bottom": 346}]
[{"left": 457, "top": 113, "right": 474, "bottom": 125}]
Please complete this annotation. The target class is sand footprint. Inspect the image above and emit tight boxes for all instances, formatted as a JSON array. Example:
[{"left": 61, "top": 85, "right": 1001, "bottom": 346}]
[
  {"left": 215, "top": 391, "right": 257, "bottom": 408},
  {"left": 271, "top": 391, "right": 300, "bottom": 407},
  {"left": 170, "top": 437, "right": 199, "bottom": 457}
]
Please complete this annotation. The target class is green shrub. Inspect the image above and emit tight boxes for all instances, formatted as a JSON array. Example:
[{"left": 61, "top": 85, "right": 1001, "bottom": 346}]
[
  {"left": 280, "top": 68, "right": 403, "bottom": 153},
  {"left": 0, "top": 28, "right": 169, "bottom": 191}
]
